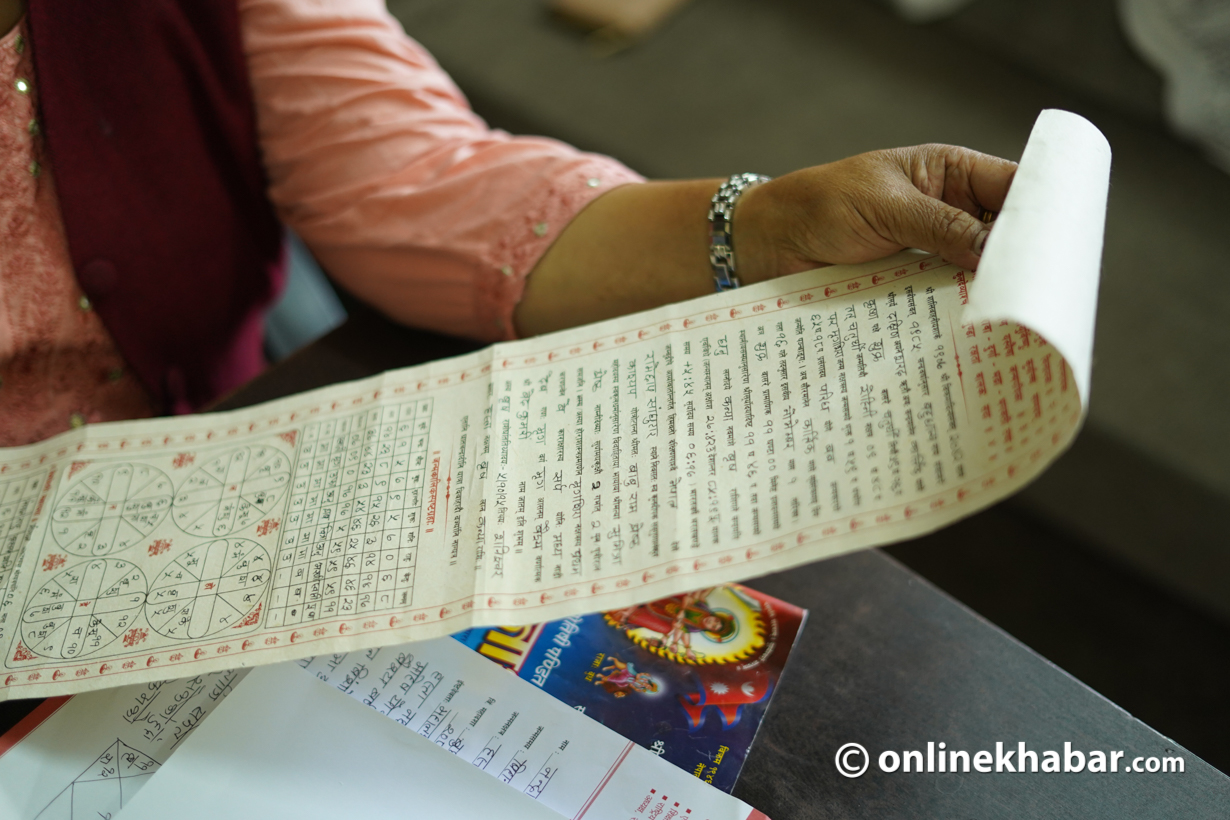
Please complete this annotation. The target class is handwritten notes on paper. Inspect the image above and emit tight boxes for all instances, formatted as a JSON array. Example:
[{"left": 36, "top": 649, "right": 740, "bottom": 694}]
[
  {"left": 0, "top": 110, "right": 1110, "bottom": 700},
  {"left": 0, "top": 668, "right": 244, "bottom": 819},
  {"left": 114, "top": 654, "right": 765, "bottom": 820},
  {"left": 0, "top": 636, "right": 764, "bottom": 820},
  {"left": 295, "top": 637, "right": 764, "bottom": 818}
]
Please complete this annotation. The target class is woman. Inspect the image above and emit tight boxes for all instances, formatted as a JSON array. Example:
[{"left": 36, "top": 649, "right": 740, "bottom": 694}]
[{"left": 0, "top": 0, "right": 1014, "bottom": 447}]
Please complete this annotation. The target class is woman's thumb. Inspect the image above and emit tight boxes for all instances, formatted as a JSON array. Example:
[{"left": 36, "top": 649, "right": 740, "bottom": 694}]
[{"left": 885, "top": 186, "right": 990, "bottom": 270}]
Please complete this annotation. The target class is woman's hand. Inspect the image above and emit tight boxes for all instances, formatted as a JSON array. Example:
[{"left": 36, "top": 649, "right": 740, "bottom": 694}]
[
  {"left": 516, "top": 144, "right": 1016, "bottom": 337},
  {"left": 735, "top": 145, "right": 1018, "bottom": 284}
]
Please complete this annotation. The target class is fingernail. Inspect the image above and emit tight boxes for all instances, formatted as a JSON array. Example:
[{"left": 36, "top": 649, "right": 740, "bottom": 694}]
[{"left": 975, "top": 230, "right": 990, "bottom": 256}]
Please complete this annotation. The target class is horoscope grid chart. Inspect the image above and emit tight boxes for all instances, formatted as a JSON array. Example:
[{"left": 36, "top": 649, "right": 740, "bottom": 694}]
[{"left": 6, "top": 399, "right": 433, "bottom": 668}]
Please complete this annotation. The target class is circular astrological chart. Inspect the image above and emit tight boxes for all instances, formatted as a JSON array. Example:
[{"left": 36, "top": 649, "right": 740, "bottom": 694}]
[
  {"left": 21, "top": 559, "right": 147, "bottom": 660},
  {"left": 146, "top": 539, "right": 270, "bottom": 639},
  {"left": 172, "top": 446, "right": 291, "bottom": 537},
  {"left": 51, "top": 464, "right": 174, "bottom": 557}
]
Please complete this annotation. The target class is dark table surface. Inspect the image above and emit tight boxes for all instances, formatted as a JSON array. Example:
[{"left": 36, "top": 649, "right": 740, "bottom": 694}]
[{"left": 4, "top": 304, "right": 1228, "bottom": 818}]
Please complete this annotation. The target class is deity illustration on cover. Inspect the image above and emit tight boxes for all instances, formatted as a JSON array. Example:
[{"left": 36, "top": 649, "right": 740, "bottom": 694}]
[{"left": 453, "top": 584, "right": 807, "bottom": 793}]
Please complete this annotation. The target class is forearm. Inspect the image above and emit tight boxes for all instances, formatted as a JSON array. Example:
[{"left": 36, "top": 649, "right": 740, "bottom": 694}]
[
  {"left": 239, "top": 0, "right": 1012, "bottom": 344},
  {"left": 514, "top": 179, "right": 725, "bottom": 337},
  {"left": 515, "top": 145, "right": 1015, "bottom": 338}
]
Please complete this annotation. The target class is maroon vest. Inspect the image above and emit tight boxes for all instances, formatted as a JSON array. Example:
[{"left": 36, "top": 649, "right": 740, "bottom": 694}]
[{"left": 28, "top": 0, "right": 285, "bottom": 413}]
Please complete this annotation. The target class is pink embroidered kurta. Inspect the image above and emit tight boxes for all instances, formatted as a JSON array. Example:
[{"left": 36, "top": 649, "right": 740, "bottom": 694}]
[
  {"left": 0, "top": 0, "right": 643, "bottom": 447},
  {"left": 0, "top": 24, "right": 156, "bottom": 447}
]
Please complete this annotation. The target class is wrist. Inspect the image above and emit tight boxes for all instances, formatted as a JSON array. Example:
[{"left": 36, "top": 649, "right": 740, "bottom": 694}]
[
  {"left": 729, "top": 177, "right": 781, "bottom": 286},
  {"left": 707, "top": 173, "right": 771, "bottom": 291}
]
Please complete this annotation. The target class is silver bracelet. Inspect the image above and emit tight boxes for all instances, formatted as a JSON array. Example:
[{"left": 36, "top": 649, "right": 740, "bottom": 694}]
[{"left": 708, "top": 173, "right": 771, "bottom": 291}]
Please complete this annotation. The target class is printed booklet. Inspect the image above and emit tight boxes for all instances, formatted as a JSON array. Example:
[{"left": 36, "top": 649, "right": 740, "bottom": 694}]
[{"left": 454, "top": 583, "right": 806, "bottom": 792}]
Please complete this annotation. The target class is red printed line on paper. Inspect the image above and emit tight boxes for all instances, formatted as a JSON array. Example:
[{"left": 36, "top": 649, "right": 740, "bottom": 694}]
[{"left": 573, "top": 741, "right": 635, "bottom": 820}]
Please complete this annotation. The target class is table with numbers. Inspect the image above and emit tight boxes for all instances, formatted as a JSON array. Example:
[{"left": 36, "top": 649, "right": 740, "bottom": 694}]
[{"left": 267, "top": 401, "right": 433, "bottom": 628}]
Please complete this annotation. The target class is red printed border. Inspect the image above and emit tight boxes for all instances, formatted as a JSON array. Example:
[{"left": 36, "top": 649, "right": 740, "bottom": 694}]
[
  {"left": 1, "top": 407, "right": 1079, "bottom": 693},
  {"left": 493, "top": 256, "right": 951, "bottom": 373},
  {"left": 0, "top": 256, "right": 949, "bottom": 473},
  {"left": 573, "top": 741, "right": 636, "bottom": 820}
]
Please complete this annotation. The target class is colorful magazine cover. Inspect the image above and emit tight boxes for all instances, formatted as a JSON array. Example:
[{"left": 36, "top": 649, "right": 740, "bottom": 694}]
[{"left": 453, "top": 583, "right": 807, "bottom": 793}]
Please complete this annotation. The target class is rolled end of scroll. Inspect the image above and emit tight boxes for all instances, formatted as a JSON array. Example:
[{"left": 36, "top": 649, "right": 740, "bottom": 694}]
[{"left": 966, "top": 109, "right": 1111, "bottom": 413}]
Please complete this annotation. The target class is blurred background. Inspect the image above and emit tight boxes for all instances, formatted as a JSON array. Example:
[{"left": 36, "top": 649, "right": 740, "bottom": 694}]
[{"left": 273, "top": 0, "right": 1230, "bottom": 774}]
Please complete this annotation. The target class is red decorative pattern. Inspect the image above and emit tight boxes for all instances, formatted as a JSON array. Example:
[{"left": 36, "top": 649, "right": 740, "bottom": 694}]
[
  {"left": 147, "top": 539, "right": 171, "bottom": 557},
  {"left": 122, "top": 628, "right": 149, "bottom": 648},
  {"left": 40, "top": 554, "right": 65, "bottom": 572},
  {"left": 255, "top": 518, "right": 280, "bottom": 537},
  {"left": 12, "top": 642, "right": 35, "bottom": 662},
  {"left": 278, "top": 431, "right": 298, "bottom": 447},
  {"left": 232, "top": 602, "right": 262, "bottom": 629},
  {"left": 171, "top": 452, "right": 195, "bottom": 469}
]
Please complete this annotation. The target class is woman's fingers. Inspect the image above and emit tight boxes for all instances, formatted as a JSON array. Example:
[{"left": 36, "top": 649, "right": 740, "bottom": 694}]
[
  {"left": 738, "top": 144, "right": 1019, "bottom": 280},
  {"left": 960, "top": 149, "right": 1017, "bottom": 214},
  {"left": 898, "top": 145, "right": 1018, "bottom": 218},
  {"left": 879, "top": 183, "right": 991, "bottom": 271},
  {"left": 859, "top": 145, "right": 1016, "bottom": 269}
]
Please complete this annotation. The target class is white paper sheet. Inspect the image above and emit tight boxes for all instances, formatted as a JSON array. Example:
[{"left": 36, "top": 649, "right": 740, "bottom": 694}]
[
  {"left": 0, "top": 668, "right": 245, "bottom": 819},
  {"left": 0, "top": 639, "right": 761, "bottom": 819},
  {"left": 113, "top": 648, "right": 765, "bottom": 820},
  {"left": 0, "top": 109, "right": 1110, "bottom": 700},
  {"left": 294, "top": 637, "right": 763, "bottom": 818},
  {"left": 112, "top": 663, "right": 560, "bottom": 820}
]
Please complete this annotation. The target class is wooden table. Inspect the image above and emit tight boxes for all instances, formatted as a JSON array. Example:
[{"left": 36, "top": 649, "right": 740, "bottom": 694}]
[{"left": 4, "top": 304, "right": 1227, "bottom": 818}]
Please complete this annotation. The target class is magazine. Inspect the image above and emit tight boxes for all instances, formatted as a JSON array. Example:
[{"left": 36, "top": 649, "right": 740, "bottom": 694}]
[{"left": 454, "top": 583, "right": 806, "bottom": 792}]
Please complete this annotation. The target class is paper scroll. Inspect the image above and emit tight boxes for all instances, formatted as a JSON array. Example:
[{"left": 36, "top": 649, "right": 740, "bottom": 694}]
[{"left": 0, "top": 110, "right": 1109, "bottom": 700}]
